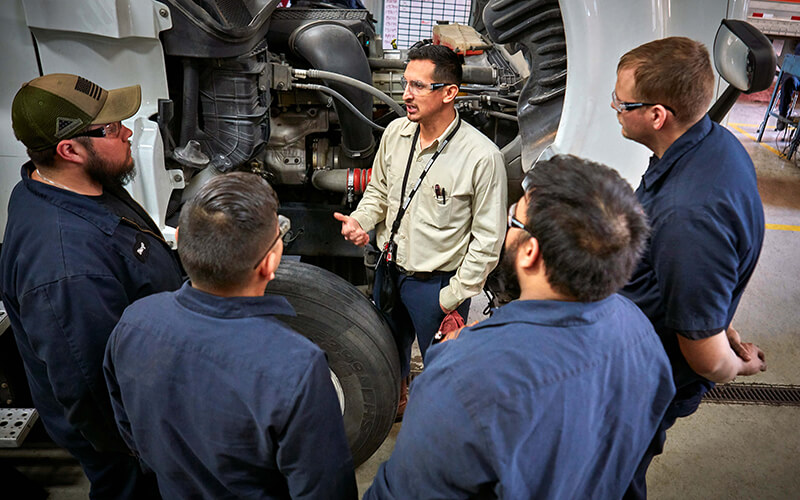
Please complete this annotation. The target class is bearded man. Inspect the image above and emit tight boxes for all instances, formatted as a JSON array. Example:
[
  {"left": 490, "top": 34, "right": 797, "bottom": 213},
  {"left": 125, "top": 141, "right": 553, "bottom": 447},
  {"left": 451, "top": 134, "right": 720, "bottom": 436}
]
[
  {"left": 364, "top": 155, "right": 675, "bottom": 499},
  {"left": 0, "top": 73, "right": 183, "bottom": 499}
]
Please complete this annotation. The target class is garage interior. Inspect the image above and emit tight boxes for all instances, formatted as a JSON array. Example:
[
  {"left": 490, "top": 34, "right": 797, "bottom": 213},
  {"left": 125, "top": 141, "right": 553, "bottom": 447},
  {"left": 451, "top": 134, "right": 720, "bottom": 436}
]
[
  {"left": 0, "top": 94, "right": 798, "bottom": 499},
  {"left": 2, "top": 0, "right": 800, "bottom": 497}
]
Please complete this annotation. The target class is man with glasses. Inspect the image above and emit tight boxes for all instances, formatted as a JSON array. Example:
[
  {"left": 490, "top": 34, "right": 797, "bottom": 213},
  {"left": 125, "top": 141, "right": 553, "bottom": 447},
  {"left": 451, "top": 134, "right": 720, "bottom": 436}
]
[
  {"left": 612, "top": 38, "right": 767, "bottom": 499},
  {"left": 364, "top": 155, "right": 675, "bottom": 499},
  {"left": 104, "top": 173, "right": 357, "bottom": 499},
  {"left": 334, "top": 45, "right": 506, "bottom": 417},
  {"left": 0, "top": 73, "right": 183, "bottom": 498}
]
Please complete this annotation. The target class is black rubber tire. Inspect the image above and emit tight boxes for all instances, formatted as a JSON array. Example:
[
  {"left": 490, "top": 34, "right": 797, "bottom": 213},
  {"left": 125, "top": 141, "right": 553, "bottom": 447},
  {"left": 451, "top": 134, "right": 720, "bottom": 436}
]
[{"left": 267, "top": 260, "right": 400, "bottom": 466}]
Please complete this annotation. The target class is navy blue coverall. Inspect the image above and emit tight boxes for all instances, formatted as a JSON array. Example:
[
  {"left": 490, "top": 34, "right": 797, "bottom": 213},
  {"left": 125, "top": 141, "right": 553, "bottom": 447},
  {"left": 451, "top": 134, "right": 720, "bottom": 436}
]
[
  {"left": 104, "top": 282, "right": 357, "bottom": 500},
  {"left": 365, "top": 296, "right": 675, "bottom": 499},
  {"left": 621, "top": 115, "right": 764, "bottom": 499},
  {"left": 0, "top": 163, "right": 183, "bottom": 499}
]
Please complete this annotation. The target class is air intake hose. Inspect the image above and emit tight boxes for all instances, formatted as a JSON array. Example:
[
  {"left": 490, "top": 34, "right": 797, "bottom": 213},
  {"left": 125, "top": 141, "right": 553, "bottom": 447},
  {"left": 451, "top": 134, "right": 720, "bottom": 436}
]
[{"left": 290, "top": 22, "right": 376, "bottom": 162}]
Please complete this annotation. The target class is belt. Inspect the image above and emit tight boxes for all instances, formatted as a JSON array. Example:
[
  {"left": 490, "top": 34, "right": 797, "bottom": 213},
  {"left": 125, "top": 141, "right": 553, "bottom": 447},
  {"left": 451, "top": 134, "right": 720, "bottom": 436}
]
[{"left": 395, "top": 265, "right": 451, "bottom": 281}]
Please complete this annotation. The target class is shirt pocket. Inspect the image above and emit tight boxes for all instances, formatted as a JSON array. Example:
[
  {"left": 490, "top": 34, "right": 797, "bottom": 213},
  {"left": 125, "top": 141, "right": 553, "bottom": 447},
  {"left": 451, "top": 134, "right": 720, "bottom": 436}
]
[{"left": 419, "top": 175, "right": 470, "bottom": 230}]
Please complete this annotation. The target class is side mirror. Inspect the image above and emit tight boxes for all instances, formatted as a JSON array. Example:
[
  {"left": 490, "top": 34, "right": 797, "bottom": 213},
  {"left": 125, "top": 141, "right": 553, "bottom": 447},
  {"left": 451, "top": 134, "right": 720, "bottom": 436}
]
[{"left": 708, "top": 19, "right": 777, "bottom": 122}]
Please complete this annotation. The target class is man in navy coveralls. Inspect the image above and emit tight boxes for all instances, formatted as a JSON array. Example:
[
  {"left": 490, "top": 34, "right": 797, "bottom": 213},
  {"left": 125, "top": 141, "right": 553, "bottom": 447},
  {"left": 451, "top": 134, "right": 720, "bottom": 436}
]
[
  {"left": 364, "top": 155, "right": 676, "bottom": 499},
  {"left": 1, "top": 73, "right": 183, "bottom": 499},
  {"left": 612, "top": 37, "right": 767, "bottom": 499},
  {"left": 104, "top": 173, "right": 357, "bottom": 499}
]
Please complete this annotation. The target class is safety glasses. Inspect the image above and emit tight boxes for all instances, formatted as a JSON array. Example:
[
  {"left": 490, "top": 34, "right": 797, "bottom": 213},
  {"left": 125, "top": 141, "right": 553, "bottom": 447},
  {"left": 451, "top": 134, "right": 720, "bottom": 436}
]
[
  {"left": 611, "top": 91, "right": 676, "bottom": 116},
  {"left": 71, "top": 121, "right": 124, "bottom": 140}
]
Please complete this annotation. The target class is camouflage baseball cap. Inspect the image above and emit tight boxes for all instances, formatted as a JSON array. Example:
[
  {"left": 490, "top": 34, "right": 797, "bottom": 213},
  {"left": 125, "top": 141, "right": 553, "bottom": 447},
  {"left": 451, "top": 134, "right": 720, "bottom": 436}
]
[{"left": 11, "top": 73, "right": 141, "bottom": 151}]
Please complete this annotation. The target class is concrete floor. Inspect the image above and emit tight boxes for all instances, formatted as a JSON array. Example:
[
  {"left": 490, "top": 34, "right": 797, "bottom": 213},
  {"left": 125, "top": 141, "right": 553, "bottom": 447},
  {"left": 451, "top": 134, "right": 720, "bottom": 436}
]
[{"left": 2, "top": 98, "right": 798, "bottom": 499}]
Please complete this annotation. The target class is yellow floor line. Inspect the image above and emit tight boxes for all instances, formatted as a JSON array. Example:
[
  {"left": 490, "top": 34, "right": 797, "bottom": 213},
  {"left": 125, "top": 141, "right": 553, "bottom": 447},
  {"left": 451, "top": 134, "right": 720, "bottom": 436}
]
[
  {"left": 766, "top": 223, "right": 800, "bottom": 232},
  {"left": 728, "top": 122, "right": 760, "bottom": 128},
  {"left": 728, "top": 123, "right": 783, "bottom": 157}
]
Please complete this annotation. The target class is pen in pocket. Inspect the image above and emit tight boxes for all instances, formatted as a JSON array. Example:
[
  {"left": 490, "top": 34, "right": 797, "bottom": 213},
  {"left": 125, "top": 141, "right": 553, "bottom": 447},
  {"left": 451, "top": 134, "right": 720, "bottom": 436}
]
[{"left": 434, "top": 184, "right": 446, "bottom": 204}]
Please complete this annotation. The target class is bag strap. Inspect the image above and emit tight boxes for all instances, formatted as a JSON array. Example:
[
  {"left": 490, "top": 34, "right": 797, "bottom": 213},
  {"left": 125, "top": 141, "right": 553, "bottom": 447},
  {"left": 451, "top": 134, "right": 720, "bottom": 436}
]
[{"left": 387, "top": 117, "right": 462, "bottom": 245}]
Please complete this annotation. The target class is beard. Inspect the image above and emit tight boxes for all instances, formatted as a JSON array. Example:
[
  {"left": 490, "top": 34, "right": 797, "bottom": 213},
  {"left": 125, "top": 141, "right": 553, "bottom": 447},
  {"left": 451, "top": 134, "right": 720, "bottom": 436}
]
[
  {"left": 485, "top": 237, "right": 522, "bottom": 304},
  {"left": 84, "top": 148, "right": 136, "bottom": 189}
]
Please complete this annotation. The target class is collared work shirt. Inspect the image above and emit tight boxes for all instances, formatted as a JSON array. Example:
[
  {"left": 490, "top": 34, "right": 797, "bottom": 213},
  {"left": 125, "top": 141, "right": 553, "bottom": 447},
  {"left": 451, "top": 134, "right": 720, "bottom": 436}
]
[
  {"left": 104, "top": 282, "right": 357, "bottom": 500},
  {"left": 0, "top": 163, "right": 183, "bottom": 454},
  {"left": 350, "top": 115, "right": 507, "bottom": 311},
  {"left": 365, "top": 296, "right": 675, "bottom": 500},
  {"left": 621, "top": 115, "right": 765, "bottom": 390}
]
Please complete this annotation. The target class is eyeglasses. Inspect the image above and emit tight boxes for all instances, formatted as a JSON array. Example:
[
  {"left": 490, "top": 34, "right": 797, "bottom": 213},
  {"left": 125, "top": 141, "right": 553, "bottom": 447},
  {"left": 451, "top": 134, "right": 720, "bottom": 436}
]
[
  {"left": 611, "top": 91, "right": 676, "bottom": 116},
  {"left": 252, "top": 216, "right": 291, "bottom": 269},
  {"left": 400, "top": 76, "right": 454, "bottom": 95},
  {"left": 508, "top": 202, "right": 535, "bottom": 237},
  {"left": 71, "top": 121, "right": 123, "bottom": 140}
]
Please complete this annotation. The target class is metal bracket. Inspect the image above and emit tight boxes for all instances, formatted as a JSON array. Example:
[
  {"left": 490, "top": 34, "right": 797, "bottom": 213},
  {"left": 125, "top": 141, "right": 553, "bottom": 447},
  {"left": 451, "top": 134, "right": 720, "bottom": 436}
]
[
  {"left": 167, "top": 169, "right": 185, "bottom": 189},
  {"left": 0, "top": 301, "right": 8, "bottom": 338},
  {"left": 271, "top": 62, "right": 293, "bottom": 91}
]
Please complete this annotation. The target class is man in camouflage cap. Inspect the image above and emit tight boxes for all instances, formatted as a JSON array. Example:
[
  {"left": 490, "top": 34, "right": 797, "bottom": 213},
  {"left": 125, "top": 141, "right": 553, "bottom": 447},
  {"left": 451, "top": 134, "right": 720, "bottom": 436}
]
[{"left": 1, "top": 73, "right": 183, "bottom": 498}]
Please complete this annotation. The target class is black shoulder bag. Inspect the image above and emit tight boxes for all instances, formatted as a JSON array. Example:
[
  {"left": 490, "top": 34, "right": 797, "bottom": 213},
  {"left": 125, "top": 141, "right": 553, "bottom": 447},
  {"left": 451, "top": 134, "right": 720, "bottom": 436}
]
[{"left": 375, "top": 118, "right": 462, "bottom": 315}]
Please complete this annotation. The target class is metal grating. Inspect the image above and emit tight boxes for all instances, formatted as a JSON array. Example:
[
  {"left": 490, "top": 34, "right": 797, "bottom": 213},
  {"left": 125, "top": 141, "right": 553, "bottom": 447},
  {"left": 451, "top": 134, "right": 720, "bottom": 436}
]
[
  {"left": 271, "top": 9, "right": 370, "bottom": 21},
  {"left": 0, "top": 408, "right": 39, "bottom": 447},
  {"left": 703, "top": 383, "right": 800, "bottom": 406}
]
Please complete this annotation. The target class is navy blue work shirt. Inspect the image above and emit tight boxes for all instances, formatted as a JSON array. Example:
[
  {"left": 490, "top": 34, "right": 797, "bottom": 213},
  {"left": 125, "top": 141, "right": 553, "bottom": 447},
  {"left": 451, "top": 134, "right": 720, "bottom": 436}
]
[
  {"left": 0, "top": 163, "right": 183, "bottom": 454},
  {"left": 364, "top": 295, "right": 675, "bottom": 500},
  {"left": 104, "top": 282, "right": 357, "bottom": 500},
  {"left": 621, "top": 115, "right": 765, "bottom": 390}
]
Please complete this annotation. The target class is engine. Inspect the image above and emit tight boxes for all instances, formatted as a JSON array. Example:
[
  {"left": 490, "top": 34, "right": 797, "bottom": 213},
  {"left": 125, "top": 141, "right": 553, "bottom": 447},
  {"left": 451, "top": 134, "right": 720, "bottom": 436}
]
[{"left": 158, "top": 0, "right": 533, "bottom": 265}]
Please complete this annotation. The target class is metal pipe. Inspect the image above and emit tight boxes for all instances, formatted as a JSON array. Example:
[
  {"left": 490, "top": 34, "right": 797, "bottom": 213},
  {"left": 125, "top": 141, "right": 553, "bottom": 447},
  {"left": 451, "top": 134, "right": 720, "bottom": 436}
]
[
  {"left": 456, "top": 95, "right": 518, "bottom": 107},
  {"left": 368, "top": 59, "right": 497, "bottom": 85},
  {"left": 312, "top": 168, "right": 371, "bottom": 193},
  {"left": 486, "top": 110, "right": 519, "bottom": 122}
]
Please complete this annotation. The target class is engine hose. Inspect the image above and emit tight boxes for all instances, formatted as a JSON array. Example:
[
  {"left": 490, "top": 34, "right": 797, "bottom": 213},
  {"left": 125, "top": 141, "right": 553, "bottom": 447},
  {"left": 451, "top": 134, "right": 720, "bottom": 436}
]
[
  {"left": 456, "top": 95, "right": 518, "bottom": 107},
  {"left": 294, "top": 83, "right": 386, "bottom": 132},
  {"left": 353, "top": 168, "right": 372, "bottom": 192},
  {"left": 312, "top": 168, "right": 372, "bottom": 193},
  {"left": 295, "top": 68, "right": 407, "bottom": 117}
]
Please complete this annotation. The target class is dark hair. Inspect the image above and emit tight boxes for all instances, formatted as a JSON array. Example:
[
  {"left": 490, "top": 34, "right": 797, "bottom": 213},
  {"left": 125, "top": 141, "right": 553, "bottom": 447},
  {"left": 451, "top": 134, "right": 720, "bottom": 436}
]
[
  {"left": 178, "top": 172, "right": 279, "bottom": 290},
  {"left": 519, "top": 155, "right": 649, "bottom": 302},
  {"left": 407, "top": 44, "right": 462, "bottom": 85},
  {"left": 618, "top": 37, "right": 714, "bottom": 124},
  {"left": 27, "top": 136, "right": 94, "bottom": 167}
]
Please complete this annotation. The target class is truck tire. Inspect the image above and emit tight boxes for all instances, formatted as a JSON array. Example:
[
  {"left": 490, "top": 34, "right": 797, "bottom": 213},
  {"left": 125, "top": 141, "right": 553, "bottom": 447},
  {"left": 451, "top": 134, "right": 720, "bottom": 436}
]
[{"left": 267, "top": 260, "right": 400, "bottom": 466}]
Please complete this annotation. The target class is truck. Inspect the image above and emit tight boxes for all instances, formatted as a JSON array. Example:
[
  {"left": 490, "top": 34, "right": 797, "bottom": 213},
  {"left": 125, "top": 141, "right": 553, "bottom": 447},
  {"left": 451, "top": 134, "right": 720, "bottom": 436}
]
[
  {"left": 748, "top": 0, "right": 800, "bottom": 52},
  {"left": 0, "top": 0, "right": 772, "bottom": 466}
]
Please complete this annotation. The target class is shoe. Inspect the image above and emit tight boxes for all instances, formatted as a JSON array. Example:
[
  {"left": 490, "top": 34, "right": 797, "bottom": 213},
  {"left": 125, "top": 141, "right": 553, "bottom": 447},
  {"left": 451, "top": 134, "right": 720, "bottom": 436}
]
[
  {"left": 777, "top": 120, "right": 786, "bottom": 131},
  {"left": 395, "top": 376, "right": 409, "bottom": 422}
]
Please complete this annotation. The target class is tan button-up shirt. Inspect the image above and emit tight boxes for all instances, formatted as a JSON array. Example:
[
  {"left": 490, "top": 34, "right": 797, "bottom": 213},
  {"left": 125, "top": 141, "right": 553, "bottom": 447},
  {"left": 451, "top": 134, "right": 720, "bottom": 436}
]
[{"left": 350, "top": 114, "right": 507, "bottom": 311}]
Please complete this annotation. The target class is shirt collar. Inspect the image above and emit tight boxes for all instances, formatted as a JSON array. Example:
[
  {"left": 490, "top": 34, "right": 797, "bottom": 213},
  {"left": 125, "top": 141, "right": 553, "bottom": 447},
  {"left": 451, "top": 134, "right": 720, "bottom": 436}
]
[
  {"left": 641, "top": 114, "right": 712, "bottom": 191},
  {"left": 471, "top": 295, "right": 619, "bottom": 330},
  {"left": 175, "top": 281, "right": 297, "bottom": 319},
  {"left": 21, "top": 162, "right": 120, "bottom": 235},
  {"left": 399, "top": 111, "right": 461, "bottom": 151}
]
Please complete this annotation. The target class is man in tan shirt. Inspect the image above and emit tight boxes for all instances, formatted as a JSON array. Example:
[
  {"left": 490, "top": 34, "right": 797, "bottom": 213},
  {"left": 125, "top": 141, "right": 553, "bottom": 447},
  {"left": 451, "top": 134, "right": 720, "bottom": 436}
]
[{"left": 334, "top": 45, "right": 506, "bottom": 413}]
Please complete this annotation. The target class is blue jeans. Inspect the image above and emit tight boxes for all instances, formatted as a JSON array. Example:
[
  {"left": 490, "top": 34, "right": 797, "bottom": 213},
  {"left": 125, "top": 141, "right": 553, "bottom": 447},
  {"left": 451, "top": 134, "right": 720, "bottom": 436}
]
[
  {"left": 623, "top": 381, "right": 712, "bottom": 500},
  {"left": 374, "top": 265, "right": 470, "bottom": 378}
]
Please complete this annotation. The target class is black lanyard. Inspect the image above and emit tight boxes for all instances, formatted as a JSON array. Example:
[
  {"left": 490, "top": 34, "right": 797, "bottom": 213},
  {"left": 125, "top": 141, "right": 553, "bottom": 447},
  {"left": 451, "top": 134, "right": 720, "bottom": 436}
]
[{"left": 390, "top": 117, "right": 462, "bottom": 237}]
